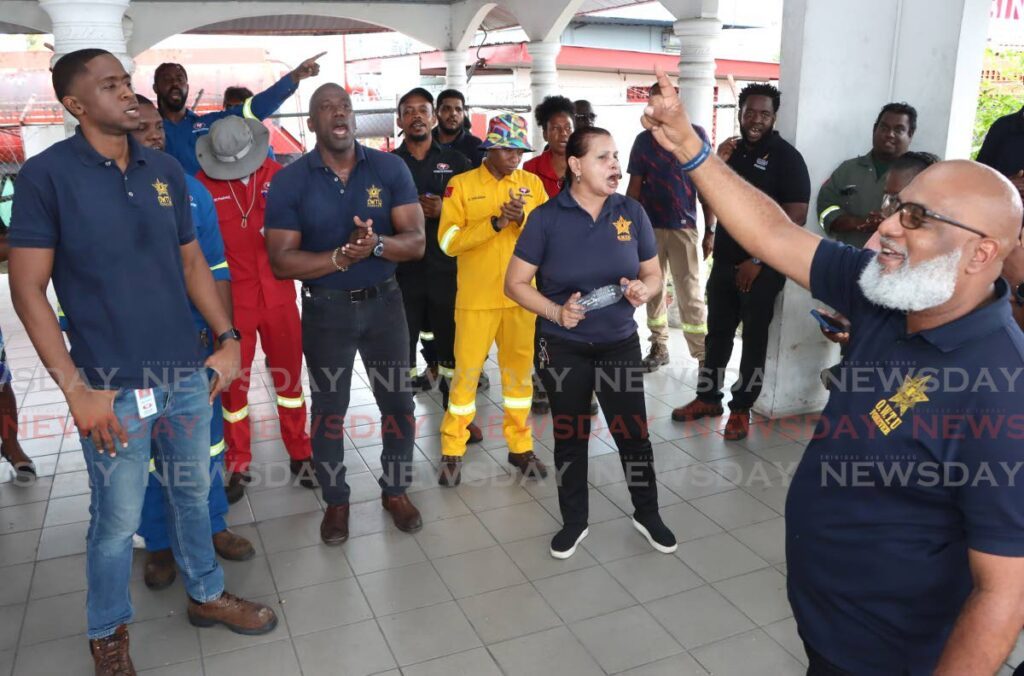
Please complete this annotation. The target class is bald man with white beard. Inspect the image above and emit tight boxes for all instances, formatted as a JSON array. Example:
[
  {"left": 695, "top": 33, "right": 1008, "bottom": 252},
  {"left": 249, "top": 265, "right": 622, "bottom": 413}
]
[{"left": 642, "top": 67, "right": 1024, "bottom": 676}]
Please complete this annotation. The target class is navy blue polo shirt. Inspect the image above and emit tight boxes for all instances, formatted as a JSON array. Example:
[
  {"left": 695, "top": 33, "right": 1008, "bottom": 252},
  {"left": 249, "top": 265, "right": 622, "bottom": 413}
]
[
  {"left": 264, "top": 143, "right": 418, "bottom": 290},
  {"left": 786, "top": 239, "right": 1024, "bottom": 675},
  {"left": 514, "top": 190, "right": 656, "bottom": 343},
  {"left": 627, "top": 127, "right": 708, "bottom": 230},
  {"left": 9, "top": 129, "right": 203, "bottom": 389}
]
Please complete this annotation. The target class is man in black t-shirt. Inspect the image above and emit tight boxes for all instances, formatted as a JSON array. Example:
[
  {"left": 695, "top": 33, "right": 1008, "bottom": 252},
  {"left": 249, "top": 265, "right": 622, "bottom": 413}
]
[
  {"left": 432, "top": 89, "right": 483, "bottom": 167},
  {"left": 393, "top": 88, "right": 482, "bottom": 443},
  {"left": 672, "top": 83, "right": 810, "bottom": 440}
]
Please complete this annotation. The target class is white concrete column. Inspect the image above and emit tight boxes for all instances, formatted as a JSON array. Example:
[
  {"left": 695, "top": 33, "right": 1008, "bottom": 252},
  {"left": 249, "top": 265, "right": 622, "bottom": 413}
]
[
  {"left": 672, "top": 16, "right": 722, "bottom": 134},
  {"left": 526, "top": 40, "right": 561, "bottom": 150},
  {"left": 443, "top": 49, "right": 468, "bottom": 92},
  {"left": 39, "top": 0, "right": 133, "bottom": 136},
  {"left": 752, "top": 0, "right": 991, "bottom": 419}
]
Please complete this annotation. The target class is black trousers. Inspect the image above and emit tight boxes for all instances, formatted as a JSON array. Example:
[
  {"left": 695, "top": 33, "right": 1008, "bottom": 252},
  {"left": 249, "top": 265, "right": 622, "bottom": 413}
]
[
  {"left": 537, "top": 332, "right": 658, "bottom": 527},
  {"left": 301, "top": 280, "right": 416, "bottom": 505},
  {"left": 699, "top": 261, "right": 786, "bottom": 411},
  {"left": 399, "top": 272, "right": 457, "bottom": 408}
]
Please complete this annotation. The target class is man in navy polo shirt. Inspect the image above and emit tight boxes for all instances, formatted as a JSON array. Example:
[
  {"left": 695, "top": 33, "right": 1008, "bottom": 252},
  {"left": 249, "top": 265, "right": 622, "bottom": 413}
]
[
  {"left": 154, "top": 51, "right": 324, "bottom": 175},
  {"left": 628, "top": 80, "right": 716, "bottom": 374},
  {"left": 265, "top": 82, "right": 426, "bottom": 546},
  {"left": 9, "top": 49, "right": 276, "bottom": 673},
  {"left": 642, "top": 67, "right": 1024, "bottom": 675}
]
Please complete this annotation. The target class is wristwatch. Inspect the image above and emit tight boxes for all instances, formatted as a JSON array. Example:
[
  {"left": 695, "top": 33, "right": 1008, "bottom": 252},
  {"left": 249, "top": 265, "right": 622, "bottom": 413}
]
[
  {"left": 372, "top": 234, "right": 385, "bottom": 258},
  {"left": 217, "top": 328, "right": 241, "bottom": 344},
  {"left": 1014, "top": 280, "right": 1024, "bottom": 306}
]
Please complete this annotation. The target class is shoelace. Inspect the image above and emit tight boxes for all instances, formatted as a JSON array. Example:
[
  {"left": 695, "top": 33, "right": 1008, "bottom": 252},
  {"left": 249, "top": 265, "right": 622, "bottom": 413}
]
[{"left": 93, "top": 633, "right": 132, "bottom": 674}]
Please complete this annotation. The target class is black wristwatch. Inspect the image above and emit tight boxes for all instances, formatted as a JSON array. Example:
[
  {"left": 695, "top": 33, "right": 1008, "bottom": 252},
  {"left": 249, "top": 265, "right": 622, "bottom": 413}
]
[
  {"left": 1014, "top": 281, "right": 1024, "bottom": 306},
  {"left": 217, "top": 328, "right": 241, "bottom": 344},
  {"left": 372, "top": 234, "right": 385, "bottom": 258}
]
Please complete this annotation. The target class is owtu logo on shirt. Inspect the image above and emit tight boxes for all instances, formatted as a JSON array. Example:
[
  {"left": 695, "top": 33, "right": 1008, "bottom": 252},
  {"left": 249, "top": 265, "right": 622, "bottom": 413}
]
[
  {"left": 367, "top": 185, "right": 383, "bottom": 208},
  {"left": 152, "top": 179, "right": 173, "bottom": 208},
  {"left": 870, "top": 374, "right": 932, "bottom": 435}
]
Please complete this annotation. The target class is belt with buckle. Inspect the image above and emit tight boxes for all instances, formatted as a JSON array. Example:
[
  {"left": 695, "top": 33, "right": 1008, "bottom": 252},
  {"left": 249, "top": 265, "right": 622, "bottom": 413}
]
[{"left": 302, "top": 276, "right": 399, "bottom": 303}]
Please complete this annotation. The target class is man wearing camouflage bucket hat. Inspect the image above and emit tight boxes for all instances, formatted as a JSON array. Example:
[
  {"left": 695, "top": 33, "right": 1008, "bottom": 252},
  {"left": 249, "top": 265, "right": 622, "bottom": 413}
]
[{"left": 436, "top": 113, "right": 549, "bottom": 486}]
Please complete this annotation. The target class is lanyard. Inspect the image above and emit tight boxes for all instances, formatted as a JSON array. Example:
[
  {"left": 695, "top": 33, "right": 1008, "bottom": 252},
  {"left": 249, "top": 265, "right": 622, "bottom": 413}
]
[{"left": 226, "top": 178, "right": 258, "bottom": 228}]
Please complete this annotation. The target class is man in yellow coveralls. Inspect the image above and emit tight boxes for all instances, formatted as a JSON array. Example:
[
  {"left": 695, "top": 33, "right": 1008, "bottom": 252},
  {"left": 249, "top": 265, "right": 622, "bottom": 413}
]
[{"left": 436, "top": 114, "right": 549, "bottom": 486}]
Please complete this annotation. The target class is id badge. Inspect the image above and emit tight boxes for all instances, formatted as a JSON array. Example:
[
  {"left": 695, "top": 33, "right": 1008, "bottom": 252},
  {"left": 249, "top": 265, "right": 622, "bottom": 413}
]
[{"left": 134, "top": 389, "right": 158, "bottom": 419}]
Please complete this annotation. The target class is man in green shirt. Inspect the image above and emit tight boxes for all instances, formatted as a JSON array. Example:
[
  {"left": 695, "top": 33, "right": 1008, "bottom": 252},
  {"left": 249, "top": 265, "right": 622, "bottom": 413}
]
[{"left": 817, "top": 102, "right": 917, "bottom": 247}]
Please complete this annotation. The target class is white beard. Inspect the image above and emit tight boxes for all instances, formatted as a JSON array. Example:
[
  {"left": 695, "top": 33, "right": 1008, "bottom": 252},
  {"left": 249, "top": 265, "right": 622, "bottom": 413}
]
[{"left": 857, "top": 247, "right": 962, "bottom": 312}]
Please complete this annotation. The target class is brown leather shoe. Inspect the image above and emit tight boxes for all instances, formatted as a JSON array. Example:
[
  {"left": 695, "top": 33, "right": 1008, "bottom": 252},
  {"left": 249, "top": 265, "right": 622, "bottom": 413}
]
[
  {"left": 671, "top": 398, "right": 724, "bottom": 422},
  {"left": 212, "top": 529, "right": 256, "bottom": 561},
  {"left": 382, "top": 493, "right": 423, "bottom": 533},
  {"left": 90, "top": 624, "right": 135, "bottom": 675},
  {"left": 187, "top": 591, "right": 278, "bottom": 635},
  {"left": 723, "top": 409, "right": 751, "bottom": 441},
  {"left": 438, "top": 455, "right": 462, "bottom": 487},
  {"left": 225, "top": 471, "right": 250, "bottom": 505},
  {"left": 466, "top": 422, "right": 483, "bottom": 444},
  {"left": 143, "top": 549, "right": 176, "bottom": 590},
  {"left": 320, "top": 504, "right": 350, "bottom": 545},
  {"left": 508, "top": 451, "right": 548, "bottom": 479}
]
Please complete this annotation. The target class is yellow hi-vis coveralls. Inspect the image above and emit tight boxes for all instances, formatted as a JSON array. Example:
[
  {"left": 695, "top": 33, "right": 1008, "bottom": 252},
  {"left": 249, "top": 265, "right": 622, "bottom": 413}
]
[{"left": 438, "top": 164, "right": 548, "bottom": 456}]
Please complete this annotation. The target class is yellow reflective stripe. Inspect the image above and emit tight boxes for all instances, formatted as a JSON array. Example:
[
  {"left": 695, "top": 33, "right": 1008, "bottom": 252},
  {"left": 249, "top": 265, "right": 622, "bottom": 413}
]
[
  {"left": 818, "top": 205, "right": 841, "bottom": 228},
  {"left": 241, "top": 96, "right": 256, "bottom": 120},
  {"left": 437, "top": 365, "right": 455, "bottom": 378},
  {"left": 419, "top": 332, "right": 435, "bottom": 341},
  {"left": 439, "top": 226, "right": 460, "bottom": 255},
  {"left": 276, "top": 395, "right": 305, "bottom": 409},
  {"left": 503, "top": 396, "right": 533, "bottom": 409},
  {"left": 681, "top": 322, "right": 708, "bottom": 334},
  {"left": 56, "top": 304, "right": 66, "bottom": 318},
  {"left": 223, "top": 405, "right": 249, "bottom": 422},
  {"left": 647, "top": 314, "right": 668, "bottom": 327},
  {"left": 149, "top": 458, "right": 156, "bottom": 473},
  {"left": 210, "top": 261, "right": 229, "bottom": 272},
  {"left": 210, "top": 440, "right": 226, "bottom": 457},
  {"left": 409, "top": 368, "right": 420, "bottom": 378},
  {"left": 447, "top": 400, "right": 476, "bottom": 416}
]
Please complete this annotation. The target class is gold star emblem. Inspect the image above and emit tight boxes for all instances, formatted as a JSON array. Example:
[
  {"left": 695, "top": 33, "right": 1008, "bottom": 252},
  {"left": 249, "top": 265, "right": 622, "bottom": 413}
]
[
  {"left": 613, "top": 216, "right": 632, "bottom": 241},
  {"left": 888, "top": 374, "right": 932, "bottom": 415},
  {"left": 152, "top": 179, "right": 172, "bottom": 207},
  {"left": 366, "top": 184, "right": 383, "bottom": 207}
]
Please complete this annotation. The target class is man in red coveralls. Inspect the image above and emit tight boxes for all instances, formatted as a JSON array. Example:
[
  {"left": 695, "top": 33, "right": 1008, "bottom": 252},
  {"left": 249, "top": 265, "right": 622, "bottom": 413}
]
[{"left": 197, "top": 116, "right": 315, "bottom": 503}]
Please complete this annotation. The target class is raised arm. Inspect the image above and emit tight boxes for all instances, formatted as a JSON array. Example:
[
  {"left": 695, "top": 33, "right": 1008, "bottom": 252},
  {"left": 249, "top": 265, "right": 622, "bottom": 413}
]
[{"left": 641, "top": 67, "right": 821, "bottom": 289}]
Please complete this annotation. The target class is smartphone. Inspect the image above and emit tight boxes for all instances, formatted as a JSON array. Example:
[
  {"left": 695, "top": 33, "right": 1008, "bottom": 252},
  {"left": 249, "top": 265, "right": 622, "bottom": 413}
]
[{"left": 810, "top": 309, "right": 844, "bottom": 333}]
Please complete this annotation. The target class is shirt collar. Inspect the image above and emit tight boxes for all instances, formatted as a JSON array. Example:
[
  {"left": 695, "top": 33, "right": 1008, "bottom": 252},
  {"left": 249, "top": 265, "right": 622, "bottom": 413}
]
[
  {"left": 70, "top": 127, "right": 147, "bottom": 167},
  {"left": 912, "top": 278, "right": 1014, "bottom": 353},
  {"left": 555, "top": 187, "right": 624, "bottom": 221},
  {"left": 532, "top": 150, "right": 560, "bottom": 180},
  {"left": 741, "top": 130, "right": 778, "bottom": 155},
  {"left": 308, "top": 142, "right": 367, "bottom": 171}
]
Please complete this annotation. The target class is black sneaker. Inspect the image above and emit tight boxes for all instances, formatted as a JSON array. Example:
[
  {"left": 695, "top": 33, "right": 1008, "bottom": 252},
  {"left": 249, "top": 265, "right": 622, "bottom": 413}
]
[
  {"left": 550, "top": 525, "right": 589, "bottom": 559},
  {"left": 290, "top": 458, "right": 319, "bottom": 489},
  {"left": 632, "top": 513, "right": 677, "bottom": 553}
]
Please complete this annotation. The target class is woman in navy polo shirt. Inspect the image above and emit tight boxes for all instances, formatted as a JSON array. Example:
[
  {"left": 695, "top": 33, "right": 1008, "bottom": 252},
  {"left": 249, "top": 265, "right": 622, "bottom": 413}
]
[{"left": 505, "top": 127, "right": 677, "bottom": 559}]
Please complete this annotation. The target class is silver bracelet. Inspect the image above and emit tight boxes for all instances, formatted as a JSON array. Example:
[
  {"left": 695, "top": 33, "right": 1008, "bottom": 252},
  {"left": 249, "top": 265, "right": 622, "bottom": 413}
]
[{"left": 545, "top": 303, "right": 562, "bottom": 327}]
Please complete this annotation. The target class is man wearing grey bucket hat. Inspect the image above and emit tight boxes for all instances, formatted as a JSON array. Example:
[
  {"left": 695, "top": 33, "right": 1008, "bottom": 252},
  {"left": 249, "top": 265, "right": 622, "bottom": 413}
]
[{"left": 197, "top": 117, "right": 315, "bottom": 505}]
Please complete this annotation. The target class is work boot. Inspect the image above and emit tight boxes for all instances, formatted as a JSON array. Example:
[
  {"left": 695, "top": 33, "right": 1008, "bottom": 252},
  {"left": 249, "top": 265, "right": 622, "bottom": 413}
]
[
  {"left": 723, "top": 409, "right": 751, "bottom": 441},
  {"left": 508, "top": 451, "right": 548, "bottom": 479},
  {"left": 382, "top": 493, "right": 423, "bottom": 533},
  {"left": 320, "top": 504, "right": 350, "bottom": 545},
  {"left": 438, "top": 455, "right": 462, "bottom": 487},
  {"left": 187, "top": 592, "right": 278, "bottom": 635},
  {"left": 642, "top": 343, "right": 670, "bottom": 372},
  {"left": 531, "top": 389, "right": 550, "bottom": 415},
  {"left": 290, "top": 458, "right": 318, "bottom": 489},
  {"left": 671, "top": 398, "right": 724, "bottom": 422},
  {"left": 89, "top": 625, "right": 135, "bottom": 676},
  {"left": 143, "top": 549, "right": 176, "bottom": 590},
  {"left": 212, "top": 529, "right": 255, "bottom": 561},
  {"left": 478, "top": 370, "right": 491, "bottom": 390},
  {"left": 412, "top": 365, "right": 439, "bottom": 392},
  {"left": 225, "top": 471, "right": 250, "bottom": 505},
  {"left": 467, "top": 422, "right": 483, "bottom": 444}
]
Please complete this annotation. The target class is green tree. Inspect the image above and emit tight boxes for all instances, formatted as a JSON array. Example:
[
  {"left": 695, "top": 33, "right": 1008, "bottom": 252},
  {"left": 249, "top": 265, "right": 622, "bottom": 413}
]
[{"left": 973, "top": 48, "right": 1024, "bottom": 159}]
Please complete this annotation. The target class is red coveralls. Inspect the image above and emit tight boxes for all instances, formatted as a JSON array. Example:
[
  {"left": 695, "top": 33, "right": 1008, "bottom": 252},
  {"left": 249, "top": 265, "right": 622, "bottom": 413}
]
[{"left": 198, "top": 158, "right": 312, "bottom": 473}]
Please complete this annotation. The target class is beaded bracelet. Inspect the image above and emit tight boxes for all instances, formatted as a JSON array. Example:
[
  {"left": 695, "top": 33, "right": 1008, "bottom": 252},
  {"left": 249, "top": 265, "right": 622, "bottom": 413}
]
[{"left": 680, "top": 140, "right": 712, "bottom": 172}]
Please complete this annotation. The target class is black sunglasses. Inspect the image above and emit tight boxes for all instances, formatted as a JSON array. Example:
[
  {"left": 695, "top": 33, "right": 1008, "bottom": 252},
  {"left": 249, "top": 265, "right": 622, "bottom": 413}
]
[{"left": 880, "top": 194, "right": 989, "bottom": 239}]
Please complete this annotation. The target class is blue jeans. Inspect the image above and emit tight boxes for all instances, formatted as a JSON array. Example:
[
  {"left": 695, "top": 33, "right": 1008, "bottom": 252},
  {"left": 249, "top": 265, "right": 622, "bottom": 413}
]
[
  {"left": 83, "top": 369, "right": 224, "bottom": 639},
  {"left": 137, "top": 393, "right": 228, "bottom": 551}
]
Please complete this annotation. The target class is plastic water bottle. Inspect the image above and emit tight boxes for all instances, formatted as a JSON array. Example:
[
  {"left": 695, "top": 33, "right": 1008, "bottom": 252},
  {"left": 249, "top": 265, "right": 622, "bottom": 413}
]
[{"left": 577, "top": 282, "right": 628, "bottom": 314}]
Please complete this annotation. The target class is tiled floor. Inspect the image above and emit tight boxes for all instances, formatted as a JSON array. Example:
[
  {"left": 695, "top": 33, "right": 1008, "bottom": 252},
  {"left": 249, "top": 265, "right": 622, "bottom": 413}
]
[{"left": 0, "top": 283, "right": 1022, "bottom": 676}]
